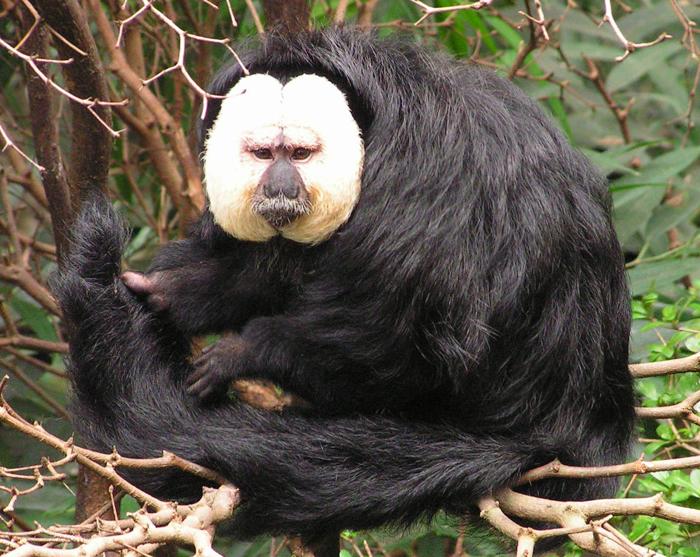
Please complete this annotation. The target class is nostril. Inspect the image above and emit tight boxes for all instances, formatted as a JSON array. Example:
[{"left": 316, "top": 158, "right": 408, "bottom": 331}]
[
  {"left": 280, "top": 182, "right": 299, "bottom": 199},
  {"left": 262, "top": 181, "right": 275, "bottom": 198}
]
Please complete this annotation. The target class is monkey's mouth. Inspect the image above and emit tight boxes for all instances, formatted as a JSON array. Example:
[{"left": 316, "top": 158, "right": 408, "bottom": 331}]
[{"left": 251, "top": 195, "right": 312, "bottom": 229}]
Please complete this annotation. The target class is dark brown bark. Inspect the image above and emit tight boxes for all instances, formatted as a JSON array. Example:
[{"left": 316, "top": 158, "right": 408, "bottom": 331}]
[
  {"left": 261, "top": 0, "right": 310, "bottom": 33},
  {"left": 27, "top": 0, "right": 114, "bottom": 525},
  {"left": 20, "top": 16, "right": 72, "bottom": 261},
  {"left": 33, "top": 0, "right": 112, "bottom": 210},
  {"left": 74, "top": 467, "right": 117, "bottom": 523}
]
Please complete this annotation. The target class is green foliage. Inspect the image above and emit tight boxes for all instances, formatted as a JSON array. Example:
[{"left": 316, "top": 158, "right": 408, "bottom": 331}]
[{"left": 627, "top": 284, "right": 700, "bottom": 554}]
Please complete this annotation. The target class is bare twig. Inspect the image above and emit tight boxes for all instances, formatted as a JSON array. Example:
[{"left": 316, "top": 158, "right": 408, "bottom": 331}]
[
  {"left": 0, "top": 265, "right": 59, "bottom": 315},
  {"left": 483, "top": 489, "right": 673, "bottom": 556},
  {"left": 0, "top": 121, "right": 44, "bottom": 172},
  {"left": 0, "top": 360, "right": 69, "bottom": 419},
  {"left": 0, "top": 36, "right": 127, "bottom": 138},
  {"left": 244, "top": 0, "right": 264, "bottom": 34},
  {"left": 358, "top": 0, "right": 380, "bottom": 27},
  {"left": 518, "top": 453, "right": 700, "bottom": 485},
  {"left": 0, "top": 336, "right": 67, "bottom": 353},
  {"left": 89, "top": 1, "right": 206, "bottom": 211},
  {"left": 571, "top": 56, "right": 632, "bottom": 144},
  {"left": 409, "top": 0, "right": 494, "bottom": 26},
  {"left": 334, "top": 0, "right": 350, "bottom": 23},
  {"left": 118, "top": 1, "right": 247, "bottom": 119},
  {"left": 601, "top": 0, "right": 671, "bottom": 61},
  {"left": 0, "top": 379, "right": 240, "bottom": 557}
]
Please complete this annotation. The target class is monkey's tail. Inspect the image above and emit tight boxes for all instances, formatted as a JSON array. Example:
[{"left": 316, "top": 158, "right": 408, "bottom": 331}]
[{"left": 53, "top": 195, "right": 621, "bottom": 543}]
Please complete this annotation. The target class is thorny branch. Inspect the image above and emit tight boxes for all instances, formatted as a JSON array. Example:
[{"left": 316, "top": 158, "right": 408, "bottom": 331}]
[
  {"left": 0, "top": 34, "right": 127, "bottom": 138},
  {"left": 0, "top": 376, "right": 239, "bottom": 557},
  {"left": 409, "top": 0, "right": 494, "bottom": 26},
  {"left": 601, "top": 0, "right": 671, "bottom": 61},
  {"left": 116, "top": 0, "right": 248, "bottom": 119},
  {"left": 409, "top": 0, "right": 672, "bottom": 62}
]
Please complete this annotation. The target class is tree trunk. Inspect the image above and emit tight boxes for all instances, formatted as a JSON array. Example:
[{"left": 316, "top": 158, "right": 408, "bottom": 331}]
[
  {"left": 29, "top": 0, "right": 114, "bottom": 524},
  {"left": 261, "top": 0, "right": 310, "bottom": 33}
]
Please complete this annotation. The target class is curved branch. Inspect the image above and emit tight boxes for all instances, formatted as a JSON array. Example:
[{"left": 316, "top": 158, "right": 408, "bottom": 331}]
[{"left": 636, "top": 389, "right": 700, "bottom": 425}]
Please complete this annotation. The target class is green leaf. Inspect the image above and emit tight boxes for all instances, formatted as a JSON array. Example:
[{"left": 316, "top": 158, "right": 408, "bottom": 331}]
[
  {"left": 123, "top": 226, "right": 155, "bottom": 259},
  {"left": 640, "top": 321, "right": 668, "bottom": 332},
  {"left": 645, "top": 188, "right": 700, "bottom": 239},
  {"left": 580, "top": 148, "right": 637, "bottom": 176},
  {"left": 484, "top": 16, "right": 522, "bottom": 50},
  {"left": 614, "top": 147, "right": 700, "bottom": 188},
  {"left": 685, "top": 335, "right": 700, "bottom": 353},
  {"left": 547, "top": 97, "right": 572, "bottom": 141},
  {"left": 606, "top": 42, "right": 683, "bottom": 92},
  {"left": 613, "top": 185, "right": 666, "bottom": 244},
  {"left": 9, "top": 298, "right": 57, "bottom": 341},
  {"left": 637, "top": 378, "right": 660, "bottom": 402},
  {"left": 632, "top": 299, "right": 648, "bottom": 319},
  {"left": 661, "top": 306, "right": 678, "bottom": 322},
  {"left": 628, "top": 258, "right": 700, "bottom": 296},
  {"left": 460, "top": 13, "right": 497, "bottom": 53}
]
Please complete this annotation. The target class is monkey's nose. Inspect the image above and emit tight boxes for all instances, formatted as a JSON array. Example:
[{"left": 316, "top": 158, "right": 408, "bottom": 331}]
[{"left": 263, "top": 181, "right": 299, "bottom": 199}]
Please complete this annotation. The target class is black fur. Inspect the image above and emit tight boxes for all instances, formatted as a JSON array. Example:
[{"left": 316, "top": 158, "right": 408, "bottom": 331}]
[{"left": 53, "top": 28, "right": 635, "bottom": 545}]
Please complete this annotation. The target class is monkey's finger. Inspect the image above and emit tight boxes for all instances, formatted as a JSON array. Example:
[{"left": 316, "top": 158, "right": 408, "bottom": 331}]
[
  {"left": 187, "top": 376, "right": 215, "bottom": 399},
  {"left": 121, "top": 272, "right": 155, "bottom": 295},
  {"left": 187, "top": 361, "right": 211, "bottom": 385},
  {"left": 201, "top": 343, "right": 216, "bottom": 355}
]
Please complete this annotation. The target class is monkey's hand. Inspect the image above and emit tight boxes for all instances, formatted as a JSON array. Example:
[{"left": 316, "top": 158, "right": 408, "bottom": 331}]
[
  {"left": 121, "top": 271, "right": 171, "bottom": 312},
  {"left": 188, "top": 334, "right": 248, "bottom": 402}
]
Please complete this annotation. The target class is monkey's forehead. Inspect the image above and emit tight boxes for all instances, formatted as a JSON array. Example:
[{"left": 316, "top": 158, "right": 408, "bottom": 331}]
[{"left": 213, "top": 73, "right": 354, "bottom": 137}]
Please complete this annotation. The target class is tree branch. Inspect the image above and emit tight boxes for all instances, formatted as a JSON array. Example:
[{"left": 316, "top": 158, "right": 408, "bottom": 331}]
[{"left": 32, "top": 0, "right": 114, "bottom": 211}]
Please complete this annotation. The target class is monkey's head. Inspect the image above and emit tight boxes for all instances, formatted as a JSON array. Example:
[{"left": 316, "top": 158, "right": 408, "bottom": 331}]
[{"left": 203, "top": 73, "right": 364, "bottom": 245}]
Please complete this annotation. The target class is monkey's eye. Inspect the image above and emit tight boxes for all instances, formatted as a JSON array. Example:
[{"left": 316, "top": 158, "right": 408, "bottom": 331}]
[
  {"left": 252, "top": 148, "right": 273, "bottom": 160},
  {"left": 291, "top": 147, "right": 312, "bottom": 161}
]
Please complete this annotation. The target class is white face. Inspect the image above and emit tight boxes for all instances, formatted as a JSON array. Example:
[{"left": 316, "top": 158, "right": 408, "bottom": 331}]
[{"left": 203, "top": 73, "right": 364, "bottom": 244}]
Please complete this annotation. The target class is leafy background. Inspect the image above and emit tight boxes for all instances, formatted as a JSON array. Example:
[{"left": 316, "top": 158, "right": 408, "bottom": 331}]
[{"left": 1, "top": 0, "right": 700, "bottom": 555}]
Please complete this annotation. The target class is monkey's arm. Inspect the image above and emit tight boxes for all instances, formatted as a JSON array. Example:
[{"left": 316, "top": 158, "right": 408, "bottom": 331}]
[
  {"left": 122, "top": 238, "right": 276, "bottom": 336},
  {"left": 187, "top": 293, "right": 453, "bottom": 413}
]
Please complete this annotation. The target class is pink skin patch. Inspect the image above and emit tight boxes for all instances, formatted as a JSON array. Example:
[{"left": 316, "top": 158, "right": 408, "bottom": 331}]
[{"left": 121, "top": 271, "right": 168, "bottom": 311}]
